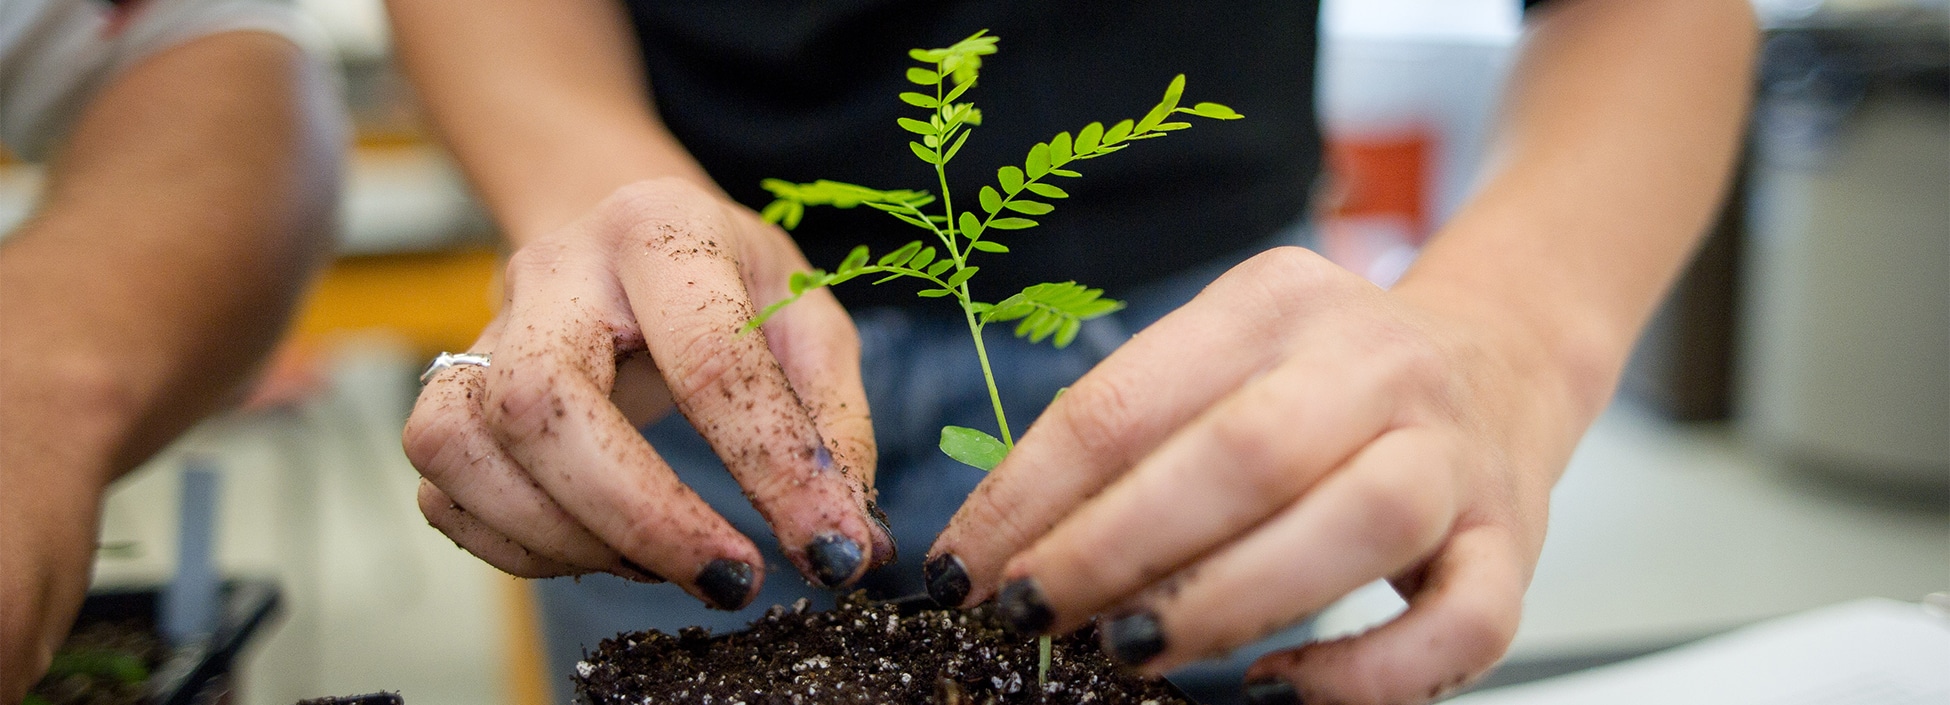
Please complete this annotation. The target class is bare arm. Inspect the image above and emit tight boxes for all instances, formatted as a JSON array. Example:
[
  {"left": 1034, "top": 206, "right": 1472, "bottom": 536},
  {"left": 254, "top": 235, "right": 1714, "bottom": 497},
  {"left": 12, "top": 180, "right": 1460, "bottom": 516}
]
[
  {"left": 1399, "top": 0, "right": 1759, "bottom": 425},
  {"left": 0, "top": 31, "right": 341, "bottom": 696},
  {"left": 386, "top": 0, "right": 715, "bottom": 245}
]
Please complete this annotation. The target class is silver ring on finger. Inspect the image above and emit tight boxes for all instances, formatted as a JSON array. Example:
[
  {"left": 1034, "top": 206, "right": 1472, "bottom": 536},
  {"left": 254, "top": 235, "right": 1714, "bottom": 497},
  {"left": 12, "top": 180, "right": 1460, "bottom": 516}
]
[{"left": 419, "top": 351, "right": 492, "bottom": 386}]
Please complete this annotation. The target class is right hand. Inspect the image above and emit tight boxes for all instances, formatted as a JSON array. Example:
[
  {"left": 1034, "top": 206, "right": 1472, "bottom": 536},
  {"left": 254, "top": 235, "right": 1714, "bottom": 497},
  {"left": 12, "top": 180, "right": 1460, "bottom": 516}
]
[{"left": 403, "top": 178, "right": 892, "bottom": 610}]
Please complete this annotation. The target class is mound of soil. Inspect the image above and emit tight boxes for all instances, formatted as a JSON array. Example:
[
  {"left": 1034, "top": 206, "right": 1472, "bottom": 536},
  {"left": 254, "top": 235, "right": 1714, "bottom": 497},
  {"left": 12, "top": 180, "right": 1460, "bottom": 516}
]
[{"left": 574, "top": 591, "right": 1190, "bottom": 704}]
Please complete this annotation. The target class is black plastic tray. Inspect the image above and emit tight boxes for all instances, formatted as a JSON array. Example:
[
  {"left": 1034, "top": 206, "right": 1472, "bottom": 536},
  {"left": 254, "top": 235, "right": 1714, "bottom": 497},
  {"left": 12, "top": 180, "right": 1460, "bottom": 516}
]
[{"left": 66, "top": 579, "right": 282, "bottom": 705}]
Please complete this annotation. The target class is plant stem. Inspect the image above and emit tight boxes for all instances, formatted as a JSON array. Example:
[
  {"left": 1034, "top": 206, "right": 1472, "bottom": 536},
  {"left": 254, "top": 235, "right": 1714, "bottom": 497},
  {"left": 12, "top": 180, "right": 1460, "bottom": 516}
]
[{"left": 961, "top": 312, "right": 1014, "bottom": 448}]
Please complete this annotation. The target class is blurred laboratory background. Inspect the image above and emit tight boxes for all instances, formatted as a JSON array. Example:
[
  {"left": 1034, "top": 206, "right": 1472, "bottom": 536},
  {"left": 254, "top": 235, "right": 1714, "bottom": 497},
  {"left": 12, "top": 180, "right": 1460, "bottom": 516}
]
[{"left": 0, "top": 0, "right": 1942, "bottom": 703}]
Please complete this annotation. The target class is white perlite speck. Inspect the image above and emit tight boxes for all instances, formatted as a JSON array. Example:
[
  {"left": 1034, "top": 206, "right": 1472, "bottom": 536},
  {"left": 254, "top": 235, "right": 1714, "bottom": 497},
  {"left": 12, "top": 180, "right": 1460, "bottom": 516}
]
[{"left": 575, "top": 660, "right": 594, "bottom": 678}]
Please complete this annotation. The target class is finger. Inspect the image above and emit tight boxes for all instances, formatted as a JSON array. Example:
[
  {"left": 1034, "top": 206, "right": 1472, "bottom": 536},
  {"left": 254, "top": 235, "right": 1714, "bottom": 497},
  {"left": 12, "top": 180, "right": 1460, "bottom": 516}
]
[
  {"left": 417, "top": 480, "right": 586, "bottom": 579},
  {"left": 738, "top": 216, "right": 891, "bottom": 564},
  {"left": 486, "top": 228, "right": 764, "bottom": 611},
  {"left": 606, "top": 182, "right": 880, "bottom": 587},
  {"left": 929, "top": 247, "right": 1363, "bottom": 607},
  {"left": 1096, "top": 428, "right": 1459, "bottom": 674},
  {"left": 1241, "top": 523, "right": 1526, "bottom": 705},
  {"left": 993, "top": 347, "right": 1399, "bottom": 634},
  {"left": 405, "top": 359, "right": 632, "bottom": 574}
]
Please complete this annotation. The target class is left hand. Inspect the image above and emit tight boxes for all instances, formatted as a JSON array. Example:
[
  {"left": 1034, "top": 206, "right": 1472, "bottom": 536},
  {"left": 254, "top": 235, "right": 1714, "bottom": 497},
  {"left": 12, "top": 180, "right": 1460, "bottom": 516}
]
[{"left": 925, "top": 247, "right": 1599, "bottom": 703}]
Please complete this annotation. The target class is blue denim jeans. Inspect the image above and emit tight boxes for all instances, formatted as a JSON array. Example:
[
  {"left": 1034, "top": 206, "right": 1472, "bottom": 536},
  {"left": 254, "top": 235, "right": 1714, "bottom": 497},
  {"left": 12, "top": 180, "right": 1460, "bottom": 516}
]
[{"left": 538, "top": 229, "right": 1309, "bottom": 701}]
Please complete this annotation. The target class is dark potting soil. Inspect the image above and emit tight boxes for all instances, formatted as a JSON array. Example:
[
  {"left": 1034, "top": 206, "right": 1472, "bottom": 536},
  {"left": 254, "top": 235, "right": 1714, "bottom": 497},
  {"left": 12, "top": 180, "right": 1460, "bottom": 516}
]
[
  {"left": 27, "top": 618, "right": 166, "bottom": 705},
  {"left": 575, "top": 591, "right": 1190, "bottom": 705}
]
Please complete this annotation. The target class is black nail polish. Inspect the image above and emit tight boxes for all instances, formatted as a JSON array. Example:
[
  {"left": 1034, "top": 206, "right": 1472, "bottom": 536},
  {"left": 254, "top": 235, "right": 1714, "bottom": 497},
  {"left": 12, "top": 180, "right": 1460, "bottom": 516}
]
[
  {"left": 996, "top": 578, "right": 1055, "bottom": 635},
  {"left": 695, "top": 558, "right": 754, "bottom": 610},
  {"left": 1242, "top": 678, "right": 1303, "bottom": 705},
  {"left": 1103, "top": 611, "right": 1167, "bottom": 667},
  {"left": 868, "top": 506, "right": 898, "bottom": 566},
  {"left": 806, "top": 532, "right": 864, "bottom": 588},
  {"left": 618, "top": 557, "right": 666, "bottom": 583},
  {"left": 924, "top": 554, "right": 971, "bottom": 608}
]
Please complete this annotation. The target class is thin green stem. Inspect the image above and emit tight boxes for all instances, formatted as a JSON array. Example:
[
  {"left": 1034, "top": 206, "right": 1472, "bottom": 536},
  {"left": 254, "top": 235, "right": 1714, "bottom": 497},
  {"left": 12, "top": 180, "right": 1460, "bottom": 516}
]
[{"left": 962, "top": 307, "right": 1014, "bottom": 448}]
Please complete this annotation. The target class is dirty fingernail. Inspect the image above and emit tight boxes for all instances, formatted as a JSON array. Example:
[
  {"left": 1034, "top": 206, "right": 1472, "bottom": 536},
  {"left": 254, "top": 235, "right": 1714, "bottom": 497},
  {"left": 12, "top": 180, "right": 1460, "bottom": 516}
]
[
  {"left": 1242, "top": 678, "right": 1303, "bottom": 705},
  {"left": 867, "top": 504, "right": 898, "bottom": 567},
  {"left": 996, "top": 578, "right": 1054, "bottom": 635},
  {"left": 806, "top": 532, "right": 863, "bottom": 588},
  {"left": 618, "top": 557, "right": 666, "bottom": 583},
  {"left": 695, "top": 558, "right": 755, "bottom": 610},
  {"left": 1103, "top": 610, "right": 1167, "bottom": 667},
  {"left": 924, "top": 553, "right": 971, "bottom": 608}
]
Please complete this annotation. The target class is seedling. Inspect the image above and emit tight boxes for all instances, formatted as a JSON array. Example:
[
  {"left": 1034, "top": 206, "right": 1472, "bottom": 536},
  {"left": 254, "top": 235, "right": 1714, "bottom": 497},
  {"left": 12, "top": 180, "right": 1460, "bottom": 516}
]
[{"left": 744, "top": 29, "right": 1241, "bottom": 684}]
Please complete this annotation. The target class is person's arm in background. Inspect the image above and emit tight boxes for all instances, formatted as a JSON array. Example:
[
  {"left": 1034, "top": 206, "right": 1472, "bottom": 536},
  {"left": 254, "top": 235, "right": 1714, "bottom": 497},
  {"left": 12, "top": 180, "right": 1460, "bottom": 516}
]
[
  {"left": 926, "top": 0, "right": 1757, "bottom": 702},
  {"left": 0, "top": 32, "right": 340, "bottom": 697},
  {"left": 386, "top": 0, "right": 891, "bottom": 611}
]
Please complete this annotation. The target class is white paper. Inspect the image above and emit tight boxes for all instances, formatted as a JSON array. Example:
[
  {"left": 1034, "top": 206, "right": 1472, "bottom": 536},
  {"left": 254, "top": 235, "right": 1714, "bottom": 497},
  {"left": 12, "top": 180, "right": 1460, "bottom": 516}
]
[{"left": 1450, "top": 599, "right": 1950, "bottom": 705}]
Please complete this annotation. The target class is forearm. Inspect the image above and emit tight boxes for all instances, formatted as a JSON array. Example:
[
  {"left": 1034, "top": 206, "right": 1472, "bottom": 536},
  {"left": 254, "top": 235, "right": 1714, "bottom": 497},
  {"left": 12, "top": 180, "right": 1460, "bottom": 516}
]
[
  {"left": 1394, "top": 0, "right": 1757, "bottom": 418},
  {"left": 387, "top": 0, "right": 717, "bottom": 246},
  {"left": 0, "top": 31, "right": 340, "bottom": 487}
]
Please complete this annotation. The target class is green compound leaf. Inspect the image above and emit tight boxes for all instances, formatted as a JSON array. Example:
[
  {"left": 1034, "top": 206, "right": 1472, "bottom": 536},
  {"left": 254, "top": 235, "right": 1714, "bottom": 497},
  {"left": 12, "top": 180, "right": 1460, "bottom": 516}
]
[
  {"left": 926, "top": 259, "right": 955, "bottom": 277},
  {"left": 940, "top": 425, "right": 1008, "bottom": 471},
  {"left": 997, "top": 166, "right": 1025, "bottom": 194},
  {"left": 917, "top": 288, "right": 955, "bottom": 298},
  {"left": 900, "top": 92, "right": 940, "bottom": 109},
  {"left": 979, "top": 186, "right": 1003, "bottom": 214},
  {"left": 1005, "top": 200, "right": 1053, "bottom": 215},
  {"left": 982, "top": 281, "right": 1127, "bottom": 348},
  {"left": 971, "top": 240, "right": 1009, "bottom": 253},
  {"left": 907, "top": 67, "right": 941, "bottom": 85},
  {"left": 1076, "top": 122, "right": 1104, "bottom": 154},
  {"left": 989, "top": 217, "right": 1038, "bottom": 230}
]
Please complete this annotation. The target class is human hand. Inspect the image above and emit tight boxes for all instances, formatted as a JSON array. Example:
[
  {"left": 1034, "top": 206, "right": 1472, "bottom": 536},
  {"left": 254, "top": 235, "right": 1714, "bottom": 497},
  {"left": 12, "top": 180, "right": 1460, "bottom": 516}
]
[
  {"left": 0, "top": 465, "right": 104, "bottom": 700},
  {"left": 925, "top": 247, "right": 1600, "bottom": 703},
  {"left": 404, "top": 178, "right": 893, "bottom": 611}
]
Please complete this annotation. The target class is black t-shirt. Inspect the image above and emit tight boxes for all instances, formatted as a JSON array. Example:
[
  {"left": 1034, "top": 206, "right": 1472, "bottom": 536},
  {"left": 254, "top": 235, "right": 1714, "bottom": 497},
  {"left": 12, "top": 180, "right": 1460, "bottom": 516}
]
[{"left": 622, "top": 1, "right": 1551, "bottom": 309}]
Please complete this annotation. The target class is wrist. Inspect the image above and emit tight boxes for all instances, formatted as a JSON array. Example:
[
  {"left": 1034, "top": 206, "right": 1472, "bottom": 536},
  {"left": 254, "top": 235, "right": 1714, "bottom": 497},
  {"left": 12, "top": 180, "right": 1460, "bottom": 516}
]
[{"left": 1393, "top": 274, "right": 1627, "bottom": 428}]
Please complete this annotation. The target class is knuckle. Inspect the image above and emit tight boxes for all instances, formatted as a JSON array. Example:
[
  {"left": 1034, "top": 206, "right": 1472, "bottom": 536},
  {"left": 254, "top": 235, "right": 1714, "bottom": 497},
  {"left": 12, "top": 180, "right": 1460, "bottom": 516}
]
[
  {"left": 482, "top": 359, "right": 574, "bottom": 446},
  {"left": 661, "top": 328, "right": 753, "bottom": 409},
  {"left": 503, "top": 239, "right": 575, "bottom": 291},
  {"left": 1349, "top": 472, "right": 1450, "bottom": 557},
  {"left": 402, "top": 402, "right": 471, "bottom": 481},
  {"left": 1447, "top": 599, "right": 1520, "bottom": 674},
  {"left": 1236, "top": 246, "right": 1335, "bottom": 308},
  {"left": 602, "top": 179, "right": 726, "bottom": 250},
  {"left": 1054, "top": 375, "right": 1147, "bottom": 466},
  {"left": 1206, "top": 405, "right": 1295, "bottom": 496}
]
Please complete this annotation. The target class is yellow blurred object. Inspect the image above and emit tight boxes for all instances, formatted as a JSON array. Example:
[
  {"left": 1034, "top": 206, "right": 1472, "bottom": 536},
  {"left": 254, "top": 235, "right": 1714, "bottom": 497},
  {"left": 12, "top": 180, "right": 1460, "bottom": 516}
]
[
  {"left": 287, "top": 248, "right": 502, "bottom": 356},
  {"left": 502, "top": 576, "right": 556, "bottom": 705}
]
